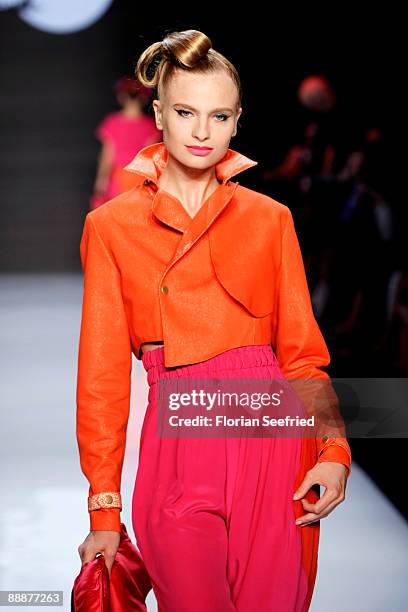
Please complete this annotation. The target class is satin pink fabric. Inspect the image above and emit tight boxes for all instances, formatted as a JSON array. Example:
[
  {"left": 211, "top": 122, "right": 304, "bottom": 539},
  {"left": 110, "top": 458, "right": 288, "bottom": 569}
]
[{"left": 132, "top": 344, "right": 309, "bottom": 611}]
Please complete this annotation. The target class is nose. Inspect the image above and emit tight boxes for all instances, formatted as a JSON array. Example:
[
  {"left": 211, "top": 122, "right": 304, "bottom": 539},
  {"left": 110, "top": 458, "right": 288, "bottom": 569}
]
[{"left": 192, "top": 117, "right": 211, "bottom": 141}]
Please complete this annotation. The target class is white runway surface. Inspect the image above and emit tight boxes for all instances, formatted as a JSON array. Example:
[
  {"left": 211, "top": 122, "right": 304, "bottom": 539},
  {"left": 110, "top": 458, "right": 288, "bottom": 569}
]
[{"left": 1, "top": 274, "right": 407, "bottom": 611}]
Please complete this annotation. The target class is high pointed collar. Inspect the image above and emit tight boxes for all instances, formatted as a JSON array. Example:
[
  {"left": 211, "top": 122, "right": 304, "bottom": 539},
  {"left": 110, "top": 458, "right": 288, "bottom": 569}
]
[{"left": 123, "top": 141, "right": 258, "bottom": 185}]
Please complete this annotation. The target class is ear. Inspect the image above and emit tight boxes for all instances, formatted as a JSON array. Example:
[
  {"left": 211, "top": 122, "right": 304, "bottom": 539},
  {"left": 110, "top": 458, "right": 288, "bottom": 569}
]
[
  {"left": 152, "top": 99, "right": 163, "bottom": 130},
  {"left": 232, "top": 107, "right": 242, "bottom": 138}
]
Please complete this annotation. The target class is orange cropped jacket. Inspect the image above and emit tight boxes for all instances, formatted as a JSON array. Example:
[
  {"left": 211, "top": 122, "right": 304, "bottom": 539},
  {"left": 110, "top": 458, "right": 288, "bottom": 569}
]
[{"left": 76, "top": 142, "right": 352, "bottom": 532}]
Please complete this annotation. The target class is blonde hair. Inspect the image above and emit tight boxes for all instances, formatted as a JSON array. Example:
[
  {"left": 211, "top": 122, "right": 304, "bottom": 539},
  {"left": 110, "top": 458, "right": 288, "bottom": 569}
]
[{"left": 135, "top": 29, "right": 242, "bottom": 112}]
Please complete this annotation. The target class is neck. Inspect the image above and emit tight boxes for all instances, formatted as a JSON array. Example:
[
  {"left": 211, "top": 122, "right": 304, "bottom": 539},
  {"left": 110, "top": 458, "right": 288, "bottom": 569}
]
[
  {"left": 122, "top": 105, "right": 142, "bottom": 118},
  {"left": 157, "top": 154, "right": 222, "bottom": 217}
]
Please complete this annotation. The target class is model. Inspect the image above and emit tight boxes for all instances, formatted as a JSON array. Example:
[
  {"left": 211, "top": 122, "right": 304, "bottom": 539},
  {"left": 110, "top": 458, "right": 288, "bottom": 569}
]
[
  {"left": 77, "top": 29, "right": 352, "bottom": 612},
  {"left": 90, "top": 76, "right": 161, "bottom": 209}
]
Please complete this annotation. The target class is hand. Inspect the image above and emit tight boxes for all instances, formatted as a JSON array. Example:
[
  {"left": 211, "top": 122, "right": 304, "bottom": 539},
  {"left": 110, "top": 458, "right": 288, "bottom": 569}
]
[
  {"left": 293, "top": 461, "right": 348, "bottom": 527},
  {"left": 78, "top": 530, "right": 121, "bottom": 577}
]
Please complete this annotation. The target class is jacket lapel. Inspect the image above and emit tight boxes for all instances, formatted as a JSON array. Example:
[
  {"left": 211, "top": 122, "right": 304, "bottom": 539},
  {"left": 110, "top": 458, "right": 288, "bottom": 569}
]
[
  {"left": 169, "top": 181, "right": 239, "bottom": 268},
  {"left": 124, "top": 142, "right": 258, "bottom": 267},
  {"left": 150, "top": 189, "right": 192, "bottom": 233}
]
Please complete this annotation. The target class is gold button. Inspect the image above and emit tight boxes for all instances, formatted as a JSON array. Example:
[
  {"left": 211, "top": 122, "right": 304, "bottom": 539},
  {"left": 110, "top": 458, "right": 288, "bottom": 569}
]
[
  {"left": 322, "top": 435, "right": 330, "bottom": 443},
  {"left": 104, "top": 494, "right": 113, "bottom": 504},
  {"left": 161, "top": 285, "right": 169, "bottom": 294}
]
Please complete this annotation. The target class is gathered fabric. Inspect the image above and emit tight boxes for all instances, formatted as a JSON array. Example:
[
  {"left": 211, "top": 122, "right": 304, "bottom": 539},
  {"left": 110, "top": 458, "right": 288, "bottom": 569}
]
[{"left": 131, "top": 344, "right": 316, "bottom": 611}]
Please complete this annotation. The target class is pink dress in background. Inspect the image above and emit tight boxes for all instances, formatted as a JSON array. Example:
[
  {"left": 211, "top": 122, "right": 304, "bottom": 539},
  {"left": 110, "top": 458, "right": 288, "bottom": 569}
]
[{"left": 91, "top": 111, "right": 161, "bottom": 208}]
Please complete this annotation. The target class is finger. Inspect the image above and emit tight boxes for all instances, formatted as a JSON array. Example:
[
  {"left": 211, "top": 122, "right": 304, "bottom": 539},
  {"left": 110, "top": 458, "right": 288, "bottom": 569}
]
[
  {"left": 293, "top": 472, "right": 315, "bottom": 500},
  {"left": 81, "top": 549, "right": 102, "bottom": 565},
  {"left": 301, "top": 487, "right": 341, "bottom": 515},
  {"left": 296, "top": 497, "right": 342, "bottom": 526},
  {"left": 81, "top": 554, "right": 96, "bottom": 565},
  {"left": 102, "top": 555, "right": 115, "bottom": 577}
]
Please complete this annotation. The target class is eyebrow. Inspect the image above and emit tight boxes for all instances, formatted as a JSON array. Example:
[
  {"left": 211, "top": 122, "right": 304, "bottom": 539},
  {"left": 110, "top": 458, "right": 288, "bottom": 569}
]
[{"left": 173, "top": 103, "right": 234, "bottom": 113}]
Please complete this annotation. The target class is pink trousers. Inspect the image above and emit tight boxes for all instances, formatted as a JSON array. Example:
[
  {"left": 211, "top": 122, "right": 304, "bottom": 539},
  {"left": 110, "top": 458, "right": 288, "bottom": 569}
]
[{"left": 131, "top": 344, "right": 316, "bottom": 611}]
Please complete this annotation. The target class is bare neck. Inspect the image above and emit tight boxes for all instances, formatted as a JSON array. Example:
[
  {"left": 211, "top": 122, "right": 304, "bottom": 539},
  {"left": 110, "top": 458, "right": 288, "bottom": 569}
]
[{"left": 157, "top": 158, "right": 221, "bottom": 217}]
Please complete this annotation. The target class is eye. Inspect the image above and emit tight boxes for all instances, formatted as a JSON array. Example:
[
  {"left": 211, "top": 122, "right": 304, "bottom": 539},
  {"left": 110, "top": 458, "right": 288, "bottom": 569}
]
[
  {"left": 176, "top": 109, "right": 192, "bottom": 118},
  {"left": 175, "top": 109, "right": 230, "bottom": 122}
]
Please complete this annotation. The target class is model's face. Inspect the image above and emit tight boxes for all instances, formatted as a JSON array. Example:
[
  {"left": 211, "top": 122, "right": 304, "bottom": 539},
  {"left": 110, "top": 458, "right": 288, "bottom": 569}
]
[{"left": 152, "top": 69, "right": 242, "bottom": 171}]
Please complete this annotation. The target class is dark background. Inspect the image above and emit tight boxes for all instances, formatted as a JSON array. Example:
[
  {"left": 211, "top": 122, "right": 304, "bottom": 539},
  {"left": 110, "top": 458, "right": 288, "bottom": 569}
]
[{"left": 0, "top": 4, "right": 405, "bottom": 518}]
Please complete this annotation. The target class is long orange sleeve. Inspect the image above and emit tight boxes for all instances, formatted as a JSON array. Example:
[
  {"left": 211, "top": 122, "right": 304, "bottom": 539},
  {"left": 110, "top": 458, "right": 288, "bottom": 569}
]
[
  {"left": 273, "top": 207, "right": 352, "bottom": 475},
  {"left": 76, "top": 214, "right": 133, "bottom": 532}
]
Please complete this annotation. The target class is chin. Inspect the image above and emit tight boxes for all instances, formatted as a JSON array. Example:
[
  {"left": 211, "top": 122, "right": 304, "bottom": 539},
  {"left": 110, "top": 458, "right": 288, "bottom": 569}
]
[{"left": 181, "top": 152, "right": 213, "bottom": 168}]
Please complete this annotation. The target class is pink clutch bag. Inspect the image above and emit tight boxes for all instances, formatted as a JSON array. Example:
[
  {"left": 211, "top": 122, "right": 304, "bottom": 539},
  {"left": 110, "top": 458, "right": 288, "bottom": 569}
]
[{"left": 71, "top": 522, "right": 152, "bottom": 611}]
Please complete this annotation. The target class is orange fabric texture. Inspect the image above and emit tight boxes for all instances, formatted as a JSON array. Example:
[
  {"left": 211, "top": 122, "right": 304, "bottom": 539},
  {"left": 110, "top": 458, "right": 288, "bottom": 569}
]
[
  {"left": 76, "top": 142, "right": 352, "bottom": 533},
  {"left": 111, "top": 164, "right": 146, "bottom": 192}
]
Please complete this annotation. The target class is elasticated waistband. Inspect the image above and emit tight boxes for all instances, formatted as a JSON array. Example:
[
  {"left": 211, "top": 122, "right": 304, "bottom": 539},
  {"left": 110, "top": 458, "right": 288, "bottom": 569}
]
[{"left": 141, "top": 344, "right": 278, "bottom": 377}]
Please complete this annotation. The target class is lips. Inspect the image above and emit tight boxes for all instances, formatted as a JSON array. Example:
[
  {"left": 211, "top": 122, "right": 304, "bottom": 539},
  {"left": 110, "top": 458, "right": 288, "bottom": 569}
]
[
  {"left": 186, "top": 146, "right": 213, "bottom": 150},
  {"left": 186, "top": 146, "right": 214, "bottom": 156}
]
